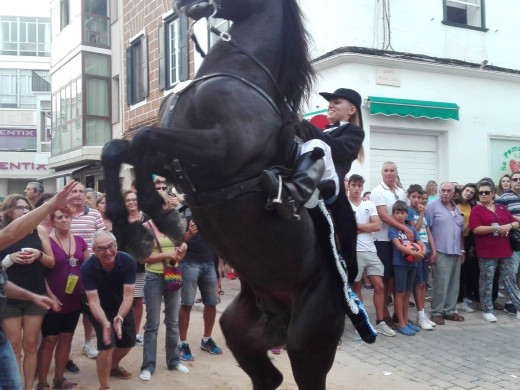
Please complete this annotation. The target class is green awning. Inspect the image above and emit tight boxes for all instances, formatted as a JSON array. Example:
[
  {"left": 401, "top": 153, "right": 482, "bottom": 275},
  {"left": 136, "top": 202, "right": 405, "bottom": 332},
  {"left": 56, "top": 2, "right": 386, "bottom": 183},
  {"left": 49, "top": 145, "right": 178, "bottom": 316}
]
[{"left": 368, "top": 96, "right": 460, "bottom": 120}]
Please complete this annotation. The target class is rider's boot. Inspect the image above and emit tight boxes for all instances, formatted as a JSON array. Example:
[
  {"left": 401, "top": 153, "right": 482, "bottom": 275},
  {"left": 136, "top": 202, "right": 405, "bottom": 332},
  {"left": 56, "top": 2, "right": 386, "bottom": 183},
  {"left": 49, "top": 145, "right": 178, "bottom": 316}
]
[{"left": 262, "top": 148, "right": 325, "bottom": 220}]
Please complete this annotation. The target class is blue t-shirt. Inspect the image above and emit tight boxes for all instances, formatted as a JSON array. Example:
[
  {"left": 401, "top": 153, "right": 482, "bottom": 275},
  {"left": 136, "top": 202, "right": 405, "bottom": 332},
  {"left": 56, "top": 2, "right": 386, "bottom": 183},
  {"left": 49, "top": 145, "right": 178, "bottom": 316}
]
[
  {"left": 80, "top": 251, "right": 136, "bottom": 316},
  {"left": 406, "top": 208, "right": 431, "bottom": 254},
  {"left": 388, "top": 225, "right": 421, "bottom": 267}
]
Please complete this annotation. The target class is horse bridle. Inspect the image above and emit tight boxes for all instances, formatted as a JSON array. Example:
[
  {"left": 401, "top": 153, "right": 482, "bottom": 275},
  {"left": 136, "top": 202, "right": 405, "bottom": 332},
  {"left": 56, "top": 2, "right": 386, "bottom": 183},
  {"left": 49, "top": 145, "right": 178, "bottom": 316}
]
[{"left": 164, "top": 3, "right": 298, "bottom": 207}]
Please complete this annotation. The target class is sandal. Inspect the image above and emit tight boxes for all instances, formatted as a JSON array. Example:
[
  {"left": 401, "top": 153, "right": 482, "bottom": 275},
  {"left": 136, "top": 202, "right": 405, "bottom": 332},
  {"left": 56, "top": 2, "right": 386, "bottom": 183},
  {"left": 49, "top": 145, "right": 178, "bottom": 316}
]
[
  {"left": 52, "top": 377, "right": 78, "bottom": 389},
  {"left": 431, "top": 315, "right": 445, "bottom": 325},
  {"left": 443, "top": 313, "right": 465, "bottom": 322},
  {"left": 218, "top": 289, "right": 225, "bottom": 295},
  {"left": 396, "top": 326, "right": 415, "bottom": 336},
  {"left": 37, "top": 384, "right": 50, "bottom": 390}
]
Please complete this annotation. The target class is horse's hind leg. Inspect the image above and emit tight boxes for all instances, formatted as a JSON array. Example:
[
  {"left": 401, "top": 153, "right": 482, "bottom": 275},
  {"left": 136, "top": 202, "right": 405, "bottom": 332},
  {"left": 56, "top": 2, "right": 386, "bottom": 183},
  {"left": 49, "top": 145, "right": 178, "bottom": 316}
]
[
  {"left": 220, "top": 283, "right": 284, "bottom": 390},
  {"left": 287, "top": 275, "right": 345, "bottom": 390}
]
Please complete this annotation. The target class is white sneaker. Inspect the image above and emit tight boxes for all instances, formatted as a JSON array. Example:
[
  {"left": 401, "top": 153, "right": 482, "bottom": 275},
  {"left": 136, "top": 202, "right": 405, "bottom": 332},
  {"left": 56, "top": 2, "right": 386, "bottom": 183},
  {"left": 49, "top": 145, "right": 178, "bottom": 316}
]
[
  {"left": 173, "top": 364, "right": 190, "bottom": 374},
  {"left": 139, "top": 370, "right": 151, "bottom": 381},
  {"left": 516, "top": 312, "right": 520, "bottom": 320},
  {"left": 82, "top": 343, "right": 98, "bottom": 359},
  {"left": 375, "top": 321, "right": 396, "bottom": 337},
  {"left": 482, "top": 312, "right": 497, "bottom": 323},
  {"left": 417, "top": 315, "right": 433, "bottom": 331},
  {"left": 457, "top": 302, "right": 475, "bottom": 313}
]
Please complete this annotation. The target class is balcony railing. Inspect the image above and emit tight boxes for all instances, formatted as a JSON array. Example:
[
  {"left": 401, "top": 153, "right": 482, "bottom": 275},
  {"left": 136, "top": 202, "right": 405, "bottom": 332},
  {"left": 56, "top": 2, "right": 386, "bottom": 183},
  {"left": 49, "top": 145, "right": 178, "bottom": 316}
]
[{"left": 32, "top": 71, "right": 51, "bottom": 92}]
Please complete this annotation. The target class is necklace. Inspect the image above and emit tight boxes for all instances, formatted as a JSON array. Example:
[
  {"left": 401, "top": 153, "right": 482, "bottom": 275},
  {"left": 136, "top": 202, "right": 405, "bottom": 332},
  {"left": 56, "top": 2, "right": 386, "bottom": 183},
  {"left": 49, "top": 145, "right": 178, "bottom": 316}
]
[{"left": 55, "top": 233, "right": 78, "bottom": 267}]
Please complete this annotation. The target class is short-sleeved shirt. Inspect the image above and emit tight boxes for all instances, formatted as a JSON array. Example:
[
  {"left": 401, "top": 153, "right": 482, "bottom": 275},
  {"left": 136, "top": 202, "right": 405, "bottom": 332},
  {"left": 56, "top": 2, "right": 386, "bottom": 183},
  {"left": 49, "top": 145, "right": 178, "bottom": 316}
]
[
  {"left": 425, "top": 198, "right": 464, "bottom": 255},
  {"left": 349, "top": 199, "right": 378, "bottom": 252},
  {"left": 406, "top": 208, "right": 431, "bottom": 251},
  {"left": 389, "top": 225, "right": 421, "bottom": 267},
  {"left": 469, "top": 204, "right": 516, "bottom": 259},
  {"left": 179, "top": 206, "right": 215, "bottom": 264},
  {"left": 80, "top": 251, "right": 136, "bottom": 316},
  {"left": 370, "top": 182, "right": 407, "bottom": 242},
  {"left": 71, "top": 207, "right": 106, "bottom": 255},
  {"left": 496, "top": 189, "right": 520, "bottom": 216},
  {"left": 47, "top": 235, "right": 88, "bottom": 313}
]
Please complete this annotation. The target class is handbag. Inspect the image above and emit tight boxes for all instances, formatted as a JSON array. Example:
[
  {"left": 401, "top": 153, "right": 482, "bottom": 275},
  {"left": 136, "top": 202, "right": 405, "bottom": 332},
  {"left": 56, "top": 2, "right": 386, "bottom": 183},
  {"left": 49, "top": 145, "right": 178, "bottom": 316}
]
[
  {"left": 147, "top": 221, "right": 183, "bottom": 292},
  {"left": 510, "top": 228, "right": 520, "bottom": 252}
]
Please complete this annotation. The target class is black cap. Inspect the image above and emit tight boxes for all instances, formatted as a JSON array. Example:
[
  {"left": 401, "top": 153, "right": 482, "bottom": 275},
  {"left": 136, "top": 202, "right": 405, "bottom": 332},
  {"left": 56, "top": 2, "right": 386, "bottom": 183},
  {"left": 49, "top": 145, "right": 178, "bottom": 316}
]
[{"left": 319, "top": 88, "right": 363, "bottom": 128}]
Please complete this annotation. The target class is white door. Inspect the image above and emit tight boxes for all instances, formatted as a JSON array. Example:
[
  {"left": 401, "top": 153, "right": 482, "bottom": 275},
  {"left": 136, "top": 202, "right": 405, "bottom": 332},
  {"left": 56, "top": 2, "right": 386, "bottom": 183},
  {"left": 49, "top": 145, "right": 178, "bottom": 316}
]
[{"left": 369, "top": 131, "right": 437, "bottom": 192}]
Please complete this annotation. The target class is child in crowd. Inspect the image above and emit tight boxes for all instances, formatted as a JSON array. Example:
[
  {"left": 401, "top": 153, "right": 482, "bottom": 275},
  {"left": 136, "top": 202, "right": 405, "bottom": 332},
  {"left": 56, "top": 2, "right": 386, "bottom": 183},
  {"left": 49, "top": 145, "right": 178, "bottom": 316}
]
[
  {"left": 406, "top": 185, "right": 437, "bottom": 331},
  {"left": 389, "top": 201, "right": 426, "bottom": 336}
]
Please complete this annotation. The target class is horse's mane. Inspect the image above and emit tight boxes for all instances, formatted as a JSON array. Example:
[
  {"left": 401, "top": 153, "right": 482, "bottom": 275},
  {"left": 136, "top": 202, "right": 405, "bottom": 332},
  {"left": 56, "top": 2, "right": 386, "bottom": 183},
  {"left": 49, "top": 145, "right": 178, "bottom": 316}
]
[{"left": 280, "top": 0, "right": 316, "bottom": 112}]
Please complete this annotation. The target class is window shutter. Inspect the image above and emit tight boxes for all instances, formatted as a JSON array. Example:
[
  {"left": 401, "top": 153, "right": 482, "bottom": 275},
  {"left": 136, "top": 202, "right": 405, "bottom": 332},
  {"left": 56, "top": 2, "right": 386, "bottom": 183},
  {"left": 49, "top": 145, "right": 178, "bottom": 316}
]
[
  {"left": 158, "top": 24, "right": 166, "bottom": 90},
  {"left": 141, "top": 35, "right": 149, "bottom": 99},
  {"left": 179, "top": 14, "right": 189, "bottom": 82},
  {"left": 125, "top": 46, "right": 133, "bottom": 105}
]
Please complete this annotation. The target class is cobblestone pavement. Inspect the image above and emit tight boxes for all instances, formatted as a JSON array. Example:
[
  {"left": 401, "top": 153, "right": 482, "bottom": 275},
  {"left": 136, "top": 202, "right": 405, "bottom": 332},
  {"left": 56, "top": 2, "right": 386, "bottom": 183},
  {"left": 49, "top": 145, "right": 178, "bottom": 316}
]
[{"left": 339, "top": 290, "right": 520, "bottom": 390}]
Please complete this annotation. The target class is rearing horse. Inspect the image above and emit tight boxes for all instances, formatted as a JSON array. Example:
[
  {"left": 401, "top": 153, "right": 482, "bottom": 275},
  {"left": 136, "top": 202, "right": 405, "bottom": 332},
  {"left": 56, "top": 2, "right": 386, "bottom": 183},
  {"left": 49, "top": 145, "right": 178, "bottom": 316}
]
[{"left": 102, "top": 1, "right": 371, "bottom": 389}]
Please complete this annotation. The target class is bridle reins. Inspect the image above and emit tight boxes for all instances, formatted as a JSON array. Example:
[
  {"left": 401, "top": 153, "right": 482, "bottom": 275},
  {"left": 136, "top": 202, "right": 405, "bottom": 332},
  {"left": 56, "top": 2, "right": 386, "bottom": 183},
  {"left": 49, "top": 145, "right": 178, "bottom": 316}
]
[{"left": 163, "top": 3, "right": 298, "bottom": 207}]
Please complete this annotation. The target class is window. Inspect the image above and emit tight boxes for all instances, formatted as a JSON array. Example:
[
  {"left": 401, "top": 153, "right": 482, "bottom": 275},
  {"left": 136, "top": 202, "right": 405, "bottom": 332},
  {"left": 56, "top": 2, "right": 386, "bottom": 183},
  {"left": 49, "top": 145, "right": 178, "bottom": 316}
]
[
  {"left": 84, "top": 0, "right": 110, "bottom": 46},
  {"left": 61, "top": 0, "right": 70, "bottom": 30},
  {"left": 0, "top": 16, "right": 50, "bottom": 56},
  {"left": 126, "top": 34, "right": 148, "bottom": 105},
  {"left": 0, "top": 69, "right": 46, "bottom": 109},
  {"left": 158, "top": 14, "right": 189, "bottom": 90},
  {"left": 443, "top": 0, "right": 486, "bottom": 30}
]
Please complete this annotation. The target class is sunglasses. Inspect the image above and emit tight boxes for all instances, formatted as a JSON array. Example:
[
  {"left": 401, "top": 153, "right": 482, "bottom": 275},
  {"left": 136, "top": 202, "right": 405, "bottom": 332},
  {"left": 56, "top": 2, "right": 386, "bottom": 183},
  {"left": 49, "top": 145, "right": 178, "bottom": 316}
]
[
  {"left": 156, "top": 186, "right": 168, "bottom": 191},
  {"left": 478, "top": 191, "right": 491, "bottom": 196},
  {"left": 512, "top": 178, "right": 520, "bottom": 182}
]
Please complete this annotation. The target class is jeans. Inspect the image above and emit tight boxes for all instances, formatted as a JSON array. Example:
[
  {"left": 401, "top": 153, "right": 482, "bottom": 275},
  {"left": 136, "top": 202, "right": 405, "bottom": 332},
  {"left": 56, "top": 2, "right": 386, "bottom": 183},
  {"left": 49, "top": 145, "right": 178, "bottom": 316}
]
[
  {"left": 0, "top": 338, "right": 22, "bottom": 390},
  {"left": 479, "top": 257, "right": 520, "bottom": 313},
  {"left": 141, "top": 272, "right": 181, "bottom": 373},
  {"left": 180, "top": 261, "right": 218, "bottom": 306}
]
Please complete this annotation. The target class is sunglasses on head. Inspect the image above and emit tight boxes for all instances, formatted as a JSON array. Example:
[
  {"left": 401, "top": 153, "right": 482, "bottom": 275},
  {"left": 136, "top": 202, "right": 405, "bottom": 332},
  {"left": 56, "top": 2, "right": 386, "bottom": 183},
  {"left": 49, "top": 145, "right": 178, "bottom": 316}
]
[{"left": 478, "top": 191, "right": 491, "bottom": 196}]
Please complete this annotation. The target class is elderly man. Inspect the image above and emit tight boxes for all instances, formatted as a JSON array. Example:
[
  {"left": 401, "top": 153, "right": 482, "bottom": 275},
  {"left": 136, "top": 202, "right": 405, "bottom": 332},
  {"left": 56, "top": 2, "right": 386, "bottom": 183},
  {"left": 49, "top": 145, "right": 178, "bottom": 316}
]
[
  {"left": 80, "top": 230, "right": 136, "bottom": 390},
  {"left": 24, "top": 181, "right": 44, "bottom": 207},
  {"left": 426, "top": 182, "right": 465, "bottom": 325}
]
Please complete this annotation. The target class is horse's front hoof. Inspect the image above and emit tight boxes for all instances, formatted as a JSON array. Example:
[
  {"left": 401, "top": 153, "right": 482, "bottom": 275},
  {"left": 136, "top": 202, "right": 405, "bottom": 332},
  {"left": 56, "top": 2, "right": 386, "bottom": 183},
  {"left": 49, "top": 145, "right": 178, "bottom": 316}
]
[
  {"left": 155, "top": 209, "right": 187, "bottom": 245},
  {"left": 117, "top": 221, "right": 154, "bottom": 263}
]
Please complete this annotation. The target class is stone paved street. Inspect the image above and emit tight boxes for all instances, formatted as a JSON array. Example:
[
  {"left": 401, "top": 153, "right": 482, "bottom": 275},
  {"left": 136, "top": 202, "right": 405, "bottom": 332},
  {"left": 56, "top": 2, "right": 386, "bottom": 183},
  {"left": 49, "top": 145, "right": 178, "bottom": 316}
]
[{"left": 340, "top": 289, "right": 520, "bottom": 389}]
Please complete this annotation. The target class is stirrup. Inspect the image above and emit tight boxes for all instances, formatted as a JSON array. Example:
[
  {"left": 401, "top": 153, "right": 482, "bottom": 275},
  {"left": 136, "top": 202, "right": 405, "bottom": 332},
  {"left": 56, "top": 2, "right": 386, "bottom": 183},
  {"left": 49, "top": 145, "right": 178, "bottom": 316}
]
[{"left": 261, "top": 170, "right": 300, "bottom": 220}]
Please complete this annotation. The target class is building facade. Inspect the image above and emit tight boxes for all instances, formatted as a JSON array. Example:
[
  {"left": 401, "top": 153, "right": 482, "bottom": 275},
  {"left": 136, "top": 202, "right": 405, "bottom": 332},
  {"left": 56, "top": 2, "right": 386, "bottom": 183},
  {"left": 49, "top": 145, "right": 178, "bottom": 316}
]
[
  {"left": 0, "top": 1, "right": 53, "bottom": 198},
  {"left": 47, "top": 0, "right": 122, "bottom": 192},
  {"left": 301, "top": 0, "right": 520, "bottom": 189}
]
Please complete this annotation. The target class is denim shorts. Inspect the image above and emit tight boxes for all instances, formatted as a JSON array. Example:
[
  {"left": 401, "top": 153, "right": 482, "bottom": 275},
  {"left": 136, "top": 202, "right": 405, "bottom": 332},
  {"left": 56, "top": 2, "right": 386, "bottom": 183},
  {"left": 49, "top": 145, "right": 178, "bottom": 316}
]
[
  {"left": 414, "top": 258, "right": 429, "bottom": 284},
  {"left": 180, "top": 261, "right": 218, "bottom": 306},
  {"left": 394, "top": 266, "right": 416, "bottom": 292}
]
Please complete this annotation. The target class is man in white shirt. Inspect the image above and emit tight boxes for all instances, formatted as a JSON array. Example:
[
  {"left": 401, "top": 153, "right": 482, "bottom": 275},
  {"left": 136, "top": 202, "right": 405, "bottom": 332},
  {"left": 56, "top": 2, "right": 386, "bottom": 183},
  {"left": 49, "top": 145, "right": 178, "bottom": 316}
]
[
  {"left": 370, "top": 162, "right": 411, "bottom": 328},
  {"left": 348, "top": 175, "right": 395, "bottom": 337}
]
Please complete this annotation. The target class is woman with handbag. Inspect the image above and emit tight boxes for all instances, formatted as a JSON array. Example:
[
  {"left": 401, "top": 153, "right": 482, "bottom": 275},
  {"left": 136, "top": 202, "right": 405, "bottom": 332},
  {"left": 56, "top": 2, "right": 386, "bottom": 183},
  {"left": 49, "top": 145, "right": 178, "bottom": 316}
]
[
  {"left": 139, "top": 216, "right": 188, "bottom": 381},
  {"left": 469, "top": 180, "right": 520, "bottom": 323}
]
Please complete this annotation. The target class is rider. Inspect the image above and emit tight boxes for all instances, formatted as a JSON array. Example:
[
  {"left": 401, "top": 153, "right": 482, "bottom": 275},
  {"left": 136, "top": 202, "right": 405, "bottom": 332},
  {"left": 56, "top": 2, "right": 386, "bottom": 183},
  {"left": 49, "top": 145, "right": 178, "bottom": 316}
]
[{"left": 262, "top": 87, "right": 365, "bottom": 278}]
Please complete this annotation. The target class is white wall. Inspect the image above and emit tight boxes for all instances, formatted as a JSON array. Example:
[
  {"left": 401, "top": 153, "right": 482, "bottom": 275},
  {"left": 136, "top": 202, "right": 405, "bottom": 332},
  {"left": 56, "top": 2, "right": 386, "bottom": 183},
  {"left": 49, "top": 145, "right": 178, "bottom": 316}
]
[{"left": 301, "top": 0, "right": 520, "bottom": 70}]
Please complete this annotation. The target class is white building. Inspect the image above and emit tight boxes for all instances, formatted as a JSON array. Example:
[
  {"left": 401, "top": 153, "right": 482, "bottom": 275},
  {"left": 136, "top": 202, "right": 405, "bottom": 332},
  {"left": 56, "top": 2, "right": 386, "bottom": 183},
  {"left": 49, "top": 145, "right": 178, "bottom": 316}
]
[
  {"left": 0, "top": 1, "right": 54, "bottom": 198},
  {"left": 300, "top": 0, "right": 520, "bottom": 190}
]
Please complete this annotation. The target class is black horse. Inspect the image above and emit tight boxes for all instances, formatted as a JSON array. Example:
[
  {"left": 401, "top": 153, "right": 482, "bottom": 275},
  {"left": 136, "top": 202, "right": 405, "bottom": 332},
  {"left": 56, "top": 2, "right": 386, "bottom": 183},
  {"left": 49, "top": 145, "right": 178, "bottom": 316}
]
[{"left": 102, "top": 1, "right": 373, "bottom": 389}]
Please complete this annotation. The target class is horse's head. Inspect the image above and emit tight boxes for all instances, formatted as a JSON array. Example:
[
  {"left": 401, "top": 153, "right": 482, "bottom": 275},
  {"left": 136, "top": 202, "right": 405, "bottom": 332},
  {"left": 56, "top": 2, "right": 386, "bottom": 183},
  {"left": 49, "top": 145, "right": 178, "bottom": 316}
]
[{"left": 175, "top": 0, "right": 263, "bottom": 22}]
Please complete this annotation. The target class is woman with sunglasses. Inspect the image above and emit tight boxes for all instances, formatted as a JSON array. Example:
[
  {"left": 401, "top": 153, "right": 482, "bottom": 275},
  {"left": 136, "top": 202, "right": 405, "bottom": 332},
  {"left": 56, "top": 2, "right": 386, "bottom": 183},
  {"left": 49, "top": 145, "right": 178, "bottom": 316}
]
[
  {"left": 469, "top": 181, "right": 520, "bottom": 322},
  {"left": 0, "top": 195, "right": 55, "bottom": 390}
]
